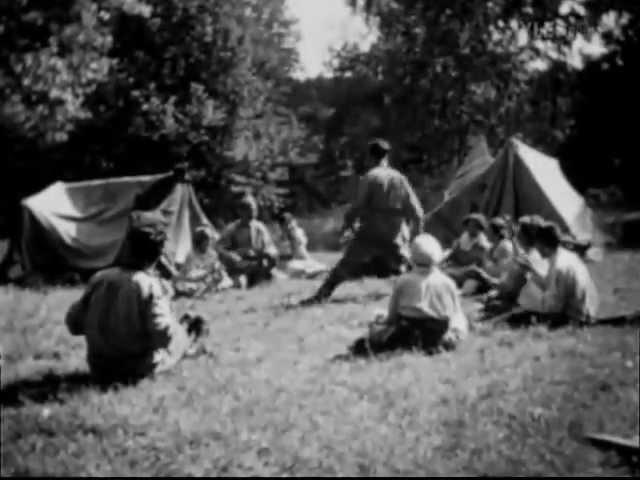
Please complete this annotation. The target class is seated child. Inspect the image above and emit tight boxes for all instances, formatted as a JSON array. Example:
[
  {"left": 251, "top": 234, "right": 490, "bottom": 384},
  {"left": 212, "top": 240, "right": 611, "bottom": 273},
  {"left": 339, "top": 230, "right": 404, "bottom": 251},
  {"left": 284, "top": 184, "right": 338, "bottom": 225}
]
[
  {"left": 174, "top": 226, "right": 233, "bottom": 297},
  {"left": 217, "top": 194, "right": 280, "bottom": 288},
  {"left": 459, "top": 216, "right": 515, "bottom": 294},
  {"left": 65, "top": 212, "right": 209, "bottom": 386},
  {"left": 350, "top": 233, "right": 469, "bottom": 356},
  {"left": 279, "top": 212, "right": 328, "bottom": 279},
  {"left": 478, "top": 215, "right": 546, "bottom": 316},
  {"left": 442, "top": 213, "right": 492, "bottom": 286}
]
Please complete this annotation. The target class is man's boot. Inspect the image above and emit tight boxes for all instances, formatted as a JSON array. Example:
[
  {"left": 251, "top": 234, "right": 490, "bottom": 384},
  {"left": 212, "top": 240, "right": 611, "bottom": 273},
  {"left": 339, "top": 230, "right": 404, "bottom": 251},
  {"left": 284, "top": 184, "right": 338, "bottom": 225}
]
[{"left": 299, "top": 271, "right": 342, "bottom": 306}]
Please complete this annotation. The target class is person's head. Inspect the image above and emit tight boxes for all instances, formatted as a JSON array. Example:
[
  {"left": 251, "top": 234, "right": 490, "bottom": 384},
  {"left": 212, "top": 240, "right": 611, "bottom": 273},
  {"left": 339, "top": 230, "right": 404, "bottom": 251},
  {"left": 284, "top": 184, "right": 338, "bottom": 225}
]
[
  {"left": 410, "top": 233, "right": 444, "bottom": 270},
  {"left": 238, "top": 194, "right": 258, "bottom": 222},
  {"left": 488, "top": 217, "right": 509, "bottom": 243},
  {"left": 368, "top": 138, "right": 391, "bottom": 164},
  {"left": 193, "top": 226, "right": 216, "bottom": 253},
  {"left": 126, "top": 211, "right": 167, "bottom": 269},
  {"left": 279, "top": 211, "right": 295, "bottom": 228},
  {"left": 515, "top": 215, "right": 544, "bottom": 251},
  {"left": 462, "top": 213, "right": 488, "bottom": 239},
  {"left": 534, "top": 221, "right": 562, "bottom": 259}
]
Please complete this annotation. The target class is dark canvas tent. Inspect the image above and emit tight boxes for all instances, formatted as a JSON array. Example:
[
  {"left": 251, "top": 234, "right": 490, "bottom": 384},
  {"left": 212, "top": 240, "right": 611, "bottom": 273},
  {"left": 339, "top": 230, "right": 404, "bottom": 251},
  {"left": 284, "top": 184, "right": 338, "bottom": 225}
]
[
  {"left": 19, "top": 171, "right": 214, "bottom": 277},
  {"left": 424, "top": 137, "right": 600, "bottom": 245}
]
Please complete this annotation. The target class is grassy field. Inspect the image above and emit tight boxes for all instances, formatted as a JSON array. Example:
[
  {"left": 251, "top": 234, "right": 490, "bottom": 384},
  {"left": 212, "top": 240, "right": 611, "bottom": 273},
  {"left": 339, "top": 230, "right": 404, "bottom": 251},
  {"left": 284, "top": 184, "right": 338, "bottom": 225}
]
[{"left": 1, "top": 250, "right": 639, "bottom": 476}]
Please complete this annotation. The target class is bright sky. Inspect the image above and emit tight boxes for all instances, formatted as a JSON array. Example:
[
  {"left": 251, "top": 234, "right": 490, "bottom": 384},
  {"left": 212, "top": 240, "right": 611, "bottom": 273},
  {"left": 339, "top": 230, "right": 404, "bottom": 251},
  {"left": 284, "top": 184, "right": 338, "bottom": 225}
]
[
  {"left": 286, "top": 0, "right": 610, "bottom": 78},
  {"left": 286, "top": 0, "right": 376, "bottom": 78}
]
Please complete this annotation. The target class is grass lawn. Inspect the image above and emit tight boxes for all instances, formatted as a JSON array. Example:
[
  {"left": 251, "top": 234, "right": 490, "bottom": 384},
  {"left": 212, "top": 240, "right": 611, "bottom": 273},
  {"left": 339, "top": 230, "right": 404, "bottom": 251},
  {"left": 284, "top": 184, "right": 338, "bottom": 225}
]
[{"left": 1, "top": 250, "right": 639, "bottom": 476}]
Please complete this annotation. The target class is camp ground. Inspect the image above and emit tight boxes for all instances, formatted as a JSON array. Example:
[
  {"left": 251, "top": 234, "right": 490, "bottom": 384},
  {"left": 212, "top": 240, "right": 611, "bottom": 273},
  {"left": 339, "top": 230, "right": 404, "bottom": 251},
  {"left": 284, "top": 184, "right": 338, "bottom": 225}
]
[
  {"left": 2, "top": 129, "right": 638, "bottom": 476},
  {"left": 1, "top": 2, "right": 639, "bottom": 472}
]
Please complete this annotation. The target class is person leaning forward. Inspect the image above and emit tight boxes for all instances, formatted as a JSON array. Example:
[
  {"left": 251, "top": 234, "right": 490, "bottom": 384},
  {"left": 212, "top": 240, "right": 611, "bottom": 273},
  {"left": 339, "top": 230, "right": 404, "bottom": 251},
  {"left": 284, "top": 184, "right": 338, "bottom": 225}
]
[
  {"left": 65, "top": 211, "right": 209, "bottom": 386},
  {"left": 302, "top": 138, "right": 425, "bottom": 304}
]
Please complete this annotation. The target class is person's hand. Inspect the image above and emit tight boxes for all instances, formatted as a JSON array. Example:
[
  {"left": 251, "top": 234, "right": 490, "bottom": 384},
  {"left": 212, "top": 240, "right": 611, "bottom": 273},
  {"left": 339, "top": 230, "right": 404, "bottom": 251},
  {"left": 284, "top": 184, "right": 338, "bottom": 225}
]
[
  {"left": 514, "top": 254, "right": 534, "bottom": 272},
  {"left": 227, "top": 252, "right": 243, "bottom": 264}
]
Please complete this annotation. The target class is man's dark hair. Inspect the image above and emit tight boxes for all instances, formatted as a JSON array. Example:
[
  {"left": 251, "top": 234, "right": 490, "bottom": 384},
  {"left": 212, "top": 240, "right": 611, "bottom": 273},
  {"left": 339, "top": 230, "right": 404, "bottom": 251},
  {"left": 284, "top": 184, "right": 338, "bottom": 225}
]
[
  {"left": 517, "top": 216, "right": 543, "bottom": 247},
  {"left": 123, "top": 212, "right": 168, "bottom": 269},
  {"left": 368, "top": 138, "right": 391, "bottom": 161},
  {"left": 535, "top": 222, "right": 562, "bottom": 249},
  {"left": 128, "top": 228, "right": 166, "bottom": 268}
]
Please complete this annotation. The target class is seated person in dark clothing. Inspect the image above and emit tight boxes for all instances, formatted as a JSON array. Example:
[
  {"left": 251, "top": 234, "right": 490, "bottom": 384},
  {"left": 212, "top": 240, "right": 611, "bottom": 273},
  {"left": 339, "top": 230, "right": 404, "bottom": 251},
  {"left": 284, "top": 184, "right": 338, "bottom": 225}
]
[{"left": 65, "top": 212, "right": 209, "bottom": 385}]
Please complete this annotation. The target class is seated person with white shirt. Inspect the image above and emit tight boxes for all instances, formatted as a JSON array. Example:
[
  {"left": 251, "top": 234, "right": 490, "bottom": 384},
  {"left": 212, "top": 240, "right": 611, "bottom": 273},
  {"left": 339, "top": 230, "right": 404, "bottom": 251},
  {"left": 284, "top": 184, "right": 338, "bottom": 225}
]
[
  {"left": 512, "top": 221, "right": 599, "bottom": 326},
  {"left": 349, "top": 234, "right": 469, "bottom": 357}
]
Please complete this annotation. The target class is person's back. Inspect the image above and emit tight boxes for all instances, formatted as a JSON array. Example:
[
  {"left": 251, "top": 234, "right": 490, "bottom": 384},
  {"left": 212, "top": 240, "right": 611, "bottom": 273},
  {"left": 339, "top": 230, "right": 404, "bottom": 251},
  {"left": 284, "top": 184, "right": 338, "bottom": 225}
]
[
  {"left": 392, "top": 267, "right": 469, "bottom": 336},
  {"left": 67, "top": 267, "right": 181, "bottom": 379},
  {"left": 65, "top": 212, "right": 202, "bottom": 384},
  {"left": 354, "top": 164, "right": 419, "bottom": 245},
  {"left": 548, "top": 247, "right": 599, "bottom": 323},
  {"left": 350, "top": 234, "right": 469, "bottom": 356}
]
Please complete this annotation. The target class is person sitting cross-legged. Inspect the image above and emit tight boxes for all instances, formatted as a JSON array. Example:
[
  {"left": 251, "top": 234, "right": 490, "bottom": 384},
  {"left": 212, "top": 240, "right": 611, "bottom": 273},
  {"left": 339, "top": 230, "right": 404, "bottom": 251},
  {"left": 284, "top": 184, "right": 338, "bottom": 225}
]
[
  {"left": 279, "top": 212, "right": 328, "bottom": 279},
  {"left": 457, "top": 216, "right": 515, "bottom": 294},
  {"left": 65, "top": 212, "right": 209, "bottom": 386},
  {"left": 217, "top": 194, "right": 281, "bottom": 288},
  {"left": 174, "top": 226, "right": 233, "bottom": 297},
  {"left": 349, "top": 233, "right": 469, "bottom": 357},
  {"left": 511, "top": 220, "right": 599, "bottom": 327},
  {"left": 442, "top": 213, "right": 492, "bottom": 287}
]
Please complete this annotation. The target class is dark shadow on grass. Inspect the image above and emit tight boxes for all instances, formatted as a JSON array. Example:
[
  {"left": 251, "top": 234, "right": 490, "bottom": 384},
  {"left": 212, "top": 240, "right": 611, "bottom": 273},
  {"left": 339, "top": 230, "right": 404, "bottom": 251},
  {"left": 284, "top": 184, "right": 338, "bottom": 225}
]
[
  {"left": 325, "top": 291, "right": 388, "bottom": 305},
  {"left": 279, "top": 291, "right": 388, "bottom": 311},
  {"left": 1, "top": 371, "right": 141, "bottom": 408},
  {"left": 330, "top": 340, "right": 444, "bottom": 363}
]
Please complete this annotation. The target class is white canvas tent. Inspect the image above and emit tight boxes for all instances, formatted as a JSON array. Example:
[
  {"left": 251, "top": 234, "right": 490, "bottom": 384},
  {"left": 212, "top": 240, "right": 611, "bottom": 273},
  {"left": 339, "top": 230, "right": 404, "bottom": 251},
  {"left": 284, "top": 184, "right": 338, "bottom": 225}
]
[
  {"left": 425, "top": 137, "right": 601, "bottom": 245},
  {"left": 19, "top": 172, "right": 214, "bottom": 276}
]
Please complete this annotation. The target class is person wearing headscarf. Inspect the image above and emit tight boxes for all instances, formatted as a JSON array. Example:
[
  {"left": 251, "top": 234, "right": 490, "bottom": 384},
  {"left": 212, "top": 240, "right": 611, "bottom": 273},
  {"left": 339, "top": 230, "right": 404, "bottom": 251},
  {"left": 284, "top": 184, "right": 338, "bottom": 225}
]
[
  {"left": 302, "top": 138, "right": 425, "bottom": 304},
  {"left": 514, "top": 220, "right": 599, "bottom": 326},
  {"left": 279, "top": 212, "right": 328, "bottom": 279},
  {"left": 217, "top": 193, "right": 280, "bottom": 288},
  {"left": 65, "top": 211, "right": 209, "bottom": 385},
  {"left": 349, "top": 233, "right": 469, "bottom": 356},
  {"left": 174, "top": 225, "right": 233, "bottom": 297}
]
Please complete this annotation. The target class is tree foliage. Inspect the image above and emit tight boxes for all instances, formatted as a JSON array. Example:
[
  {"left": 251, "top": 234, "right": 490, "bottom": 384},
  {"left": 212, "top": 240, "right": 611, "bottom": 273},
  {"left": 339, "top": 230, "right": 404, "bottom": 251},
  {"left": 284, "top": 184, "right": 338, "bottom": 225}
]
[
  {"left": 559, "top": 1, "right": 640, "bottom": 204},
  {"left": 322, "top": 0, "right": 610, "bottom": 184},
  {"left": 0, "top": 0, "right": 314, "bottom": 231}
]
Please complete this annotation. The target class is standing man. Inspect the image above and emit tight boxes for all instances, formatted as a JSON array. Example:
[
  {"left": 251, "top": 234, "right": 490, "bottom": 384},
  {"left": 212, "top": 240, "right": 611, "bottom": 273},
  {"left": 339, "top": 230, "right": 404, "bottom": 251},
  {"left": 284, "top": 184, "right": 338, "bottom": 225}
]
[{"left": 302, "top": 138, "right": 425, "bottom": 305}]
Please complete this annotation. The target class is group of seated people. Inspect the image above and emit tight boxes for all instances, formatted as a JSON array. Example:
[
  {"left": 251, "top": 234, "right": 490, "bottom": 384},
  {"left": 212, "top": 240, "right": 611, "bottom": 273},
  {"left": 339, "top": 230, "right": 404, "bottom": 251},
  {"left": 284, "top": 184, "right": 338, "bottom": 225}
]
[
  {"left": 442, "top": 212, "right": 599, "bottom": 325},
  {"left": 65, "top": 199, "right": 600, "bottom": 384},
  {"left": 171, "top": 193, "right": 328, "bottom": 297},
  {"left": 350, "top": 212, "right": 599, "bottom": 356}
]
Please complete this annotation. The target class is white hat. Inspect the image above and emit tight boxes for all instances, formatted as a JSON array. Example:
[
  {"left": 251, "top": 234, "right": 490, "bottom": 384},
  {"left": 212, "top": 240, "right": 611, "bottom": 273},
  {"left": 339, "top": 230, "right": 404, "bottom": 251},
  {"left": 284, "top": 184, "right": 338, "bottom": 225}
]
[{"left": 410, "top": 234, "right": 443, "bottom": 268}]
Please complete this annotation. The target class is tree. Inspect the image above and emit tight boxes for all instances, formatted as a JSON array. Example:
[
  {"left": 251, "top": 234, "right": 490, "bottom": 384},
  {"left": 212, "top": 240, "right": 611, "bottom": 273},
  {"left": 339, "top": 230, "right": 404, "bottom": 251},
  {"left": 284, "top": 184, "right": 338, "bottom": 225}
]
[
  {"left": 559, "top": 1, "right": 640, "bottom": 204},
  {"left": 0, "top": 0, "right": 314, "bottom": 232},
  {"left": 326, "top": 0, "right": 598, "bottom": 181}
]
